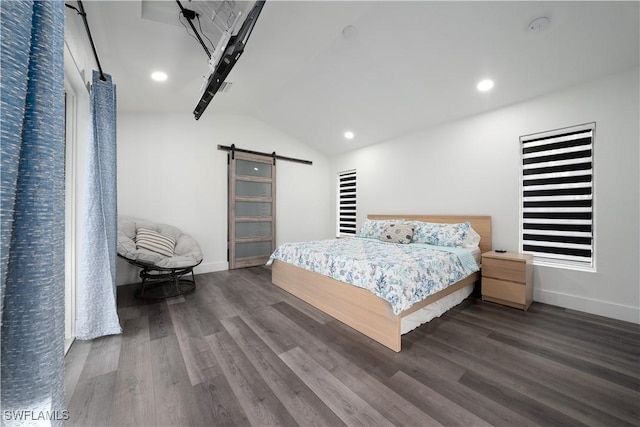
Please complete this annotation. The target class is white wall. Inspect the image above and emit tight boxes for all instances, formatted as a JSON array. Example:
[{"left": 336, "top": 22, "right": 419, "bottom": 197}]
[
  {"left": 64, "top": 7, "right": 93, "bottom": 90},
  {"left": 117, "top": 113, "right": 333, "bottom": 284},
  {"left": 331, "top": 68, "right": 640, "bottom": 323},
  {"left": 64, "top": 14, "right": 93, "bottom": 347}
]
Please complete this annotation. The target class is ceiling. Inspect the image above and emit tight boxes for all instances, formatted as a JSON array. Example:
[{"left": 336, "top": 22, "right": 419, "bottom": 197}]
[{"left": 74, "top": 1, "right": 639, "bottom": 156}]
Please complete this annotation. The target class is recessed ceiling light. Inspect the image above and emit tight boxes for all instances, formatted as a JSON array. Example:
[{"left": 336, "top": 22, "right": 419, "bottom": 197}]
[
  {"left": 344, "top": 131, "right": 355, "bottom": 140},
  {"left": 342, "top": 25, "right": 358, "bottom": 40},
  {"left": 477, "top": 79, "right": 494, "bottom": 92},
  {"left": 151, "top": 71, "right": 167, "bottom": 82}
]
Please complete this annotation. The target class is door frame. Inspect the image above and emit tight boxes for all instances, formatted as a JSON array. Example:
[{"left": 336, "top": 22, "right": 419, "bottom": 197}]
[{"left": 228, "top": 151, "right": 276, "bottom": 269}]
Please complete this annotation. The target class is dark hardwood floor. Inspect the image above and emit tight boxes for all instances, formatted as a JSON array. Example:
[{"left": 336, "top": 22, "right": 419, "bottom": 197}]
[{"left": 65, "top": 266, "right": 640, "bottom": 426}]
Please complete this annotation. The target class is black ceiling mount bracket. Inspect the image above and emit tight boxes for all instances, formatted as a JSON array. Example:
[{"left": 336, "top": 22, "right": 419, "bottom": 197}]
[{"left": 181, "top": 8, "right": 197, "bottom": 21}]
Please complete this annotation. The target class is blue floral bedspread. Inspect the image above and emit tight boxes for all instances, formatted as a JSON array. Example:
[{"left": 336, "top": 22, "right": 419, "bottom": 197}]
[{"left": 267, "top": 237, "right": 479, "bottom": 315}]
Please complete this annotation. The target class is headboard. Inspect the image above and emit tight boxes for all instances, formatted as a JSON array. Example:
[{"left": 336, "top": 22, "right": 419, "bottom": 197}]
[{"left": 367, "top": 214, "right": 492, "bottom": 254}]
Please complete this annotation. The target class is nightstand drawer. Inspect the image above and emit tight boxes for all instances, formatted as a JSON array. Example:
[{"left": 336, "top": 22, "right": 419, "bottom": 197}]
[
  {"left": 482, "top": 257, "right": 526, "bottom": 283},
  {"left": 482, "top": 278, "right": 526, "bottom": 305}
]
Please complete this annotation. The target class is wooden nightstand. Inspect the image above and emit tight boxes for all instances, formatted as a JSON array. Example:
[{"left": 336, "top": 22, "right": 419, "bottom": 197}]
[{"left": 481, "top": 251, "right": 533, "bottom": 310}]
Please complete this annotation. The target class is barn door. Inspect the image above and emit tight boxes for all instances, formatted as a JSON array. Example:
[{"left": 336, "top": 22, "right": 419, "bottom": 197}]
[{"left": 228, "top": 151, "right": 276, "bottom": 269}]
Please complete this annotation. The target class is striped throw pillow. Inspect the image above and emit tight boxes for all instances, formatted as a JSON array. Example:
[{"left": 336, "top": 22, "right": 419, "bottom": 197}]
[{"left": 135, "top": 228, "right": 175, "bottom": 257}]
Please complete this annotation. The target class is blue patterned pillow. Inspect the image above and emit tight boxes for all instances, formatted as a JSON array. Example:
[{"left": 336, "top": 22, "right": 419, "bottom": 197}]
[
  {"left": 411, "top": 221, "right": 471, "bottom": 247},
  {"left": 356, "top": 219, "right": 403, "bottom": 239}
]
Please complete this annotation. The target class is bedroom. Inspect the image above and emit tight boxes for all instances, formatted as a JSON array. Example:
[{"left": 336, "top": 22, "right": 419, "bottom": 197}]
[
  {"left": 2, "top": 0, "right": 638, "bottom": 425},
  {"left": 64, "top": 0, "right": 639, "bottom": 323}
]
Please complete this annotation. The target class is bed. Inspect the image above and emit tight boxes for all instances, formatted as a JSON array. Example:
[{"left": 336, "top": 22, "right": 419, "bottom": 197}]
[{"left": 269, "top": 214, "right": 491, "bottom": 352}]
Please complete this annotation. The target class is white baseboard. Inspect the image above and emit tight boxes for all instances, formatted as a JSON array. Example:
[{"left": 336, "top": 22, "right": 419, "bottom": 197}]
[
  {"left": 535, "top": 289, "right": 640, "bottom": 324},
  {"left": 194, "top": 261, "right": 229, "bottom": 274},
  {"left": 65, "top": 337, "right": 75, "bottom": 355}
]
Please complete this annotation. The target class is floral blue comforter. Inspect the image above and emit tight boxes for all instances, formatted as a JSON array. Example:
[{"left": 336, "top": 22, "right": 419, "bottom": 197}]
[{"left": 268, "top": 237, "right": 479, "bottom": 315}]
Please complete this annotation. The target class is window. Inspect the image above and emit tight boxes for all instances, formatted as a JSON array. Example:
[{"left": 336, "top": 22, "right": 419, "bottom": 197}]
[
  {"left": 520, "top": 123, "right": 595, "bottom": 269},
  {"left": 337, "top": 169, "right": 357, "bottom": 236}
]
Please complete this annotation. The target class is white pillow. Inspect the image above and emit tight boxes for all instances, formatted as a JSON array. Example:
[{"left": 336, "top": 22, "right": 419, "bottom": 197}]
[{"left": 462, "top": 226, "right": 481, "bottom": 248}]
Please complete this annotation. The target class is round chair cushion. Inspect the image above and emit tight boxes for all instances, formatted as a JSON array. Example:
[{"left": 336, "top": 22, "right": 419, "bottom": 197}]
[{"left": 117, "top": 217, "right": 203, "bottom": 269}]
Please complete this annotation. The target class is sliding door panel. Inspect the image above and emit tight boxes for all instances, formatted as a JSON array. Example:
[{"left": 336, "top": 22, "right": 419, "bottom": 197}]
[
  {"left": 235, "top": 201, "right": 272, "bottom": 217},
  {"left": 236, "top": 159, "right": 272, "bottom": 178},
  {"left": 235, "top": 222, "right": 272, "bottom": 238},
  {"left": 236, "top": 181, "right": 272, "bottom": 197},
  {"left": 236, "top": 241, "right": 273, "bottom": 258},
  {"left": 228, "top": 152, "right": 276, "bottom": 269}
]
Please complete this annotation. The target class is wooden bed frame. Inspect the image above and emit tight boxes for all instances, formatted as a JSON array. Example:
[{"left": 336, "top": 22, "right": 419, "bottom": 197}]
[{"left": 271, "top": 215, "right": 492, "bottom": 352}]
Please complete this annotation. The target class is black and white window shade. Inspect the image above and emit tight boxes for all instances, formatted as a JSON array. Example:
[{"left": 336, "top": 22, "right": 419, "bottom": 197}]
[
  {"left": 337, "top": 170, "right": 357, "bottom": 236},
  {"left": 521, "top": 123, "right": 594, "bottom": 268}
]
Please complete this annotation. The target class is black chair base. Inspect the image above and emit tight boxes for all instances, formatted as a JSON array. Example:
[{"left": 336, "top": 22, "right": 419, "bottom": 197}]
[
  {"left": 120, "top": 256, "right": 200, "bottom": 300},
  {"left": 136, "top": 270, "right": 196, "bottom": 300}
]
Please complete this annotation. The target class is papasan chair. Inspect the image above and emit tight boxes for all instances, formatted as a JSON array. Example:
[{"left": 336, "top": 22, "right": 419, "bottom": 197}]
[{"left": 117, "top": 217, "right": 203, "bottom": 299}]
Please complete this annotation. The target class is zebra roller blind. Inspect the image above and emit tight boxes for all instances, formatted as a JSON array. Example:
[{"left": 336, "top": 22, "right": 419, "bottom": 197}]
[
  {"left": 520, "top": 123, "right": 594, "bottom": 268},
  {"left": 337, "top": 170, "right": 357, "bottom": 236}
]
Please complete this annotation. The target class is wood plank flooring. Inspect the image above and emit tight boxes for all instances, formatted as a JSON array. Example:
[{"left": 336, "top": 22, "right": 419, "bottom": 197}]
[{"left": 65, "top": 266, "right": 640, "bottom": 426}]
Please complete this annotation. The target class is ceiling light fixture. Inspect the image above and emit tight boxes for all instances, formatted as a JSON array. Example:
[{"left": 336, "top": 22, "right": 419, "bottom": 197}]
[
  {"left": 477, "top": 79, "right": 494, "bottom": 92},
  {"left": 151, "top": 71, "right": 168, "bottom": 82},
  {"left": 528, "top": 16, "right": 551, "bottom": 34},
  {"left": 342, "top": 25, "right": 358, "bottom": 40},
  {"left": 344, "top": 131, "right": 355, "bottom": 140}
]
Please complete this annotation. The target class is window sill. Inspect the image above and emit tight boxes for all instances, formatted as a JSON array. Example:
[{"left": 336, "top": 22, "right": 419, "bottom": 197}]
[{"left": 533, "top": 257, "right": 596, "bottom": 273}]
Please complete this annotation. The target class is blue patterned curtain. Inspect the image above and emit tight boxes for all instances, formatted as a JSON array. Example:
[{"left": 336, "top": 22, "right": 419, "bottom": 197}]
[
  {"left": 0, "top": 0, "right": 66, "bottom": 424},
  {"left": 75, "top": 71, "right": 122, "bottom": 340}
]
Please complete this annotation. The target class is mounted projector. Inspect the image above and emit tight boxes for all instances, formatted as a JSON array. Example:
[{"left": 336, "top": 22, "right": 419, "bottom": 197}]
[{"left": 184, "top": 0, "right": 265, "bottom": 120}]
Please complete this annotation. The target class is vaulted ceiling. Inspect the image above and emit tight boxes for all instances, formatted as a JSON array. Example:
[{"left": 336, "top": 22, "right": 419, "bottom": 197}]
[{"left": 70, "top": 1, "right": 639, "bottom": 155}]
